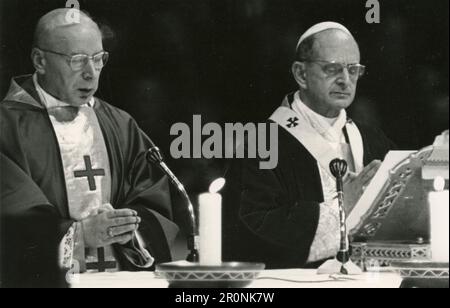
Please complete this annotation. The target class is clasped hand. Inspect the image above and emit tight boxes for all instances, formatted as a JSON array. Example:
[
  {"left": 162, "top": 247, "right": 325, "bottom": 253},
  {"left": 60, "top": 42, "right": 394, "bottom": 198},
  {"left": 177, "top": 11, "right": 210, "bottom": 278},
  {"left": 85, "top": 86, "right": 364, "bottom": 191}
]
[{"left": 81, "top": 204, "right": 141, "bottom": 248}]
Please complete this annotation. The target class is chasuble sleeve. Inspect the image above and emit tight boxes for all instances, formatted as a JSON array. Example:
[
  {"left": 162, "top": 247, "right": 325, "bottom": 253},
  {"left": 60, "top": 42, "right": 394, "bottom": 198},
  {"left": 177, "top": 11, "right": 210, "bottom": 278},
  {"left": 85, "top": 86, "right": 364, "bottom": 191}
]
[
  {"left": 0, "top": 152, "right": 62, "bottom": 287},
  {"left": 1, "top": 152, "right": 52, "bottom": 215},
  {"left": 225, "top": 156, "right": 322, "bottom": 267},
  {"left": 113, "top": 118, "right": 179, "bottom": 269},
  {"left": 0, "top": 151, "right": 75, "bottom": 243},
  {"left": 0, "top": 108, "right": 76, "bottom": 242}
]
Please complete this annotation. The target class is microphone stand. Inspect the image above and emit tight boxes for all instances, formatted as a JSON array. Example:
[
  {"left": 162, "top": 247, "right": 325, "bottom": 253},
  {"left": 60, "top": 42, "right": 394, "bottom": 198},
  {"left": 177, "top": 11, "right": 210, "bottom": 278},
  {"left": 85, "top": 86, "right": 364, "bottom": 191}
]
[
  {"left": 317, "top": 158, "right": 361, "bottom": 275},
  {"left": 330, "top": 158, "right": 350, "bottom": 274},
  {"left": 146, "top": 146, "right": 199, "bottom": 263}
]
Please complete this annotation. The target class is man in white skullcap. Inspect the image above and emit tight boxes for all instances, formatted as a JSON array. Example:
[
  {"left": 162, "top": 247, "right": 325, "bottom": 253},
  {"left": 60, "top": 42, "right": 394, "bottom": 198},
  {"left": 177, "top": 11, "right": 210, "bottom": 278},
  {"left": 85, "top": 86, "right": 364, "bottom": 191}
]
[
  {"left": 0, "top": 8, "right": 179, "bottom": 277},
  {"left": 224, "top": 22, "right": 395, "bottom": 269}
]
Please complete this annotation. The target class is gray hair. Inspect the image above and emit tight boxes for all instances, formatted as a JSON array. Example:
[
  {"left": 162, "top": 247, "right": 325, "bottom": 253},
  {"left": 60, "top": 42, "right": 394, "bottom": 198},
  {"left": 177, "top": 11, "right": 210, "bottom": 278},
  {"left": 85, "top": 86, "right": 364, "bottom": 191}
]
[{"left": 295, "top": 34, "right": 317, "bottom": 61}]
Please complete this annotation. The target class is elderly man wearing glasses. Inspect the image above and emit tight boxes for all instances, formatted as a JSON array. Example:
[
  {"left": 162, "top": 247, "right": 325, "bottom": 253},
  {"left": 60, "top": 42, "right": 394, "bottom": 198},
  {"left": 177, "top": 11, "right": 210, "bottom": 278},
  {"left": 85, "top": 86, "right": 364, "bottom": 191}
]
[
  {"left": 0, "top": 9, "right": 179, "bottom": 275},
  {"left": 223, "top": 22, "right": 395, "bottom": 269}
]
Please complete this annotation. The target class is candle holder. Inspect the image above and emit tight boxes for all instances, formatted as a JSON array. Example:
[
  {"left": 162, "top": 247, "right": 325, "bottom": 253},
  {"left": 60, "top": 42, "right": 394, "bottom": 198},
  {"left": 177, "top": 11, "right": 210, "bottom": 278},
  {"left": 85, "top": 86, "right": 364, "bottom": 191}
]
[{"left": 155, "top": 261, "right": 265, "bottom": 288}]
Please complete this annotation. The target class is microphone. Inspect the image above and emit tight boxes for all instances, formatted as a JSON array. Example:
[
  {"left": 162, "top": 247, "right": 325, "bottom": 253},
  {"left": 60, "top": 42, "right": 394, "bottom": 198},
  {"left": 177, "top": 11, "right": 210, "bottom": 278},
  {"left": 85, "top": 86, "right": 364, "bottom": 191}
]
[
  {"left": 148, "top": 146, "right": 265, "bottom": 287},
  {"left": 329, "top": 158, "right": 350, "bottom": 274},
  {"left": 146, "top": 146, "right": 199, "bottom": 263},
  {"left": 317, "top": 158, "right": 361, "bottom": 275}
]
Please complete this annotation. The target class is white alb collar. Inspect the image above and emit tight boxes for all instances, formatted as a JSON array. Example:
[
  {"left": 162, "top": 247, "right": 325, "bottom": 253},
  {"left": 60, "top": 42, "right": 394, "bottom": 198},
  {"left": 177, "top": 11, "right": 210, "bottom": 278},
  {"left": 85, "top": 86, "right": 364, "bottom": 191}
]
[{"left": 291, "top": 91, "right": 347, "bottom": 142}]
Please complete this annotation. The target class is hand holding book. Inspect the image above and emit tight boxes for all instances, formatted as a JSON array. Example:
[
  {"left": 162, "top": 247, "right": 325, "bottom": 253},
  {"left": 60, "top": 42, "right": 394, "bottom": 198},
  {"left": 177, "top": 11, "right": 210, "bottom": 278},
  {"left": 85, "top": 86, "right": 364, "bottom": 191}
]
[{"left": 343, "top": 160, "right": 382, "bottom": 215}]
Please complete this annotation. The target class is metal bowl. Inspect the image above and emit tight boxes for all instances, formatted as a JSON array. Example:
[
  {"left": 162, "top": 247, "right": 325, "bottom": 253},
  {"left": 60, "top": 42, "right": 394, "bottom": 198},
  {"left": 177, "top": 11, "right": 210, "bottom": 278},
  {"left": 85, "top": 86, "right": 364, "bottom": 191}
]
[{"left": 155, "top": 261, "right": 265, "bottom": 288}]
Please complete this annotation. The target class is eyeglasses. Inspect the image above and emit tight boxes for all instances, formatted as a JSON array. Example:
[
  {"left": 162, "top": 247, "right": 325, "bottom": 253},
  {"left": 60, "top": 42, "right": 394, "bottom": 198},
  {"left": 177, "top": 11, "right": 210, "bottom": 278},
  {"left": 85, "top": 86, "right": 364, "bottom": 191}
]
[
  {"left": 303, "top": 59, "right": 366, "bottom": 80},
  {"left": 37, "top": 48, "right": 109, "bottom": 71}
]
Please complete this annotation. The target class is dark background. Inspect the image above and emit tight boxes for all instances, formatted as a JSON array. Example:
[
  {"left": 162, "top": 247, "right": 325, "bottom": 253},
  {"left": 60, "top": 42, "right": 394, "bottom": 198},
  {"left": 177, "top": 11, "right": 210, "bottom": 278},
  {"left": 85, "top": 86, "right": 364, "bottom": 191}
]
[{"left": 1, "top": 0, "right": 448, "bottom": 252}]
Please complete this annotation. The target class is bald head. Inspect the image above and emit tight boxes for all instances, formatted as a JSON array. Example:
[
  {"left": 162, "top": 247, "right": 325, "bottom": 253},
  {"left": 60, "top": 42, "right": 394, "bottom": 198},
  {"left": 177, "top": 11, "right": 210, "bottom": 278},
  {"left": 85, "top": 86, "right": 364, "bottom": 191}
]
[
  {"left": 31, "top": 9, "right": 106, "bottom": 107},
  {"left": 33, "top": 8, "right": 101, "bottom": 49},
  {"left": 311, "top": 29, "right": 359, "bottom": 61},
  {"left": 296, "top": 28, "right": 358, "bottom": 61}
]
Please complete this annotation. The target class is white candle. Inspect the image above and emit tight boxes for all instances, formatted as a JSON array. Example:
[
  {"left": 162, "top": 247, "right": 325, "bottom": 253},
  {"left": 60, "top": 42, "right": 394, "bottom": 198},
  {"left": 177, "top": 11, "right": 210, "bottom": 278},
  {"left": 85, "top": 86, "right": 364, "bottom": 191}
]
[
  {"left": 199, "top": 178, "right": 225, "bottom": 266},
  {"left": 429, "top": 177, "right": 449, "bottom": 262}
]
